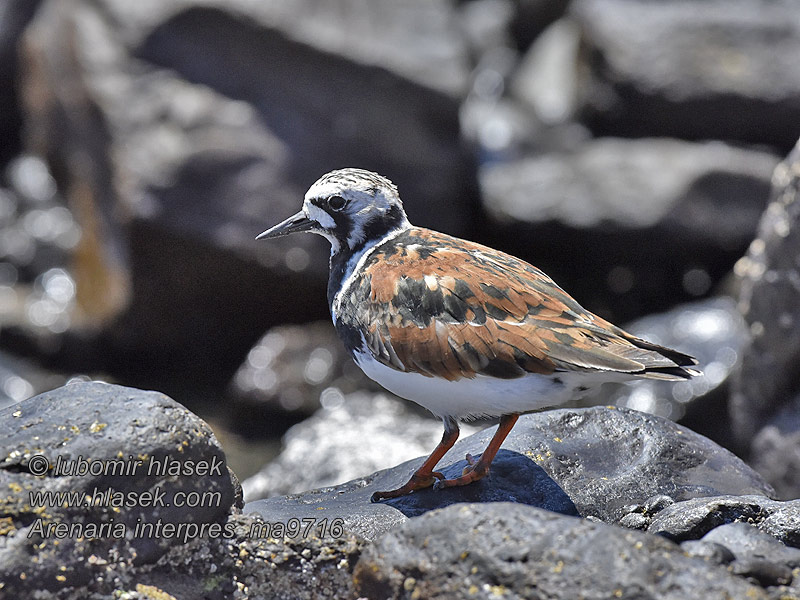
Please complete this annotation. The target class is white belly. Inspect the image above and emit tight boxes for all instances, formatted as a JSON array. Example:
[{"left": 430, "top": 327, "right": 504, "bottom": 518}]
[{"left": 354, "top": 350, "right": 591, "bottom": 420}]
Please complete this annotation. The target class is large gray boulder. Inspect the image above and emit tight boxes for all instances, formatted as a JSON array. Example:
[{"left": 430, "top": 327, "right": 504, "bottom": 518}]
[
  {"left": 354, "top": 502, "right": 770, "bottom": 599},
  {"left": 0, "top": 382, "right": 237, "bottom": 595}
]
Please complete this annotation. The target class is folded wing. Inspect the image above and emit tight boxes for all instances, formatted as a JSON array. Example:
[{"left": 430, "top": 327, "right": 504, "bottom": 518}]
[{"left": 342, "top": 228, "right": 698, "bottom": 382}]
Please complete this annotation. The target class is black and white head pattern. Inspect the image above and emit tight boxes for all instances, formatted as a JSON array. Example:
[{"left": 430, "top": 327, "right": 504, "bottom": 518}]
[{"left": 302, "top": 168, "right": 410, "bottom": 256}]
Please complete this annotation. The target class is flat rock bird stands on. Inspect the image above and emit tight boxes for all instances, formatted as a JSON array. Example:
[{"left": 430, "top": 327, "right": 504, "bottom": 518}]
[{"left": 258, "top": 169, "right": 700, "bottom": 501}]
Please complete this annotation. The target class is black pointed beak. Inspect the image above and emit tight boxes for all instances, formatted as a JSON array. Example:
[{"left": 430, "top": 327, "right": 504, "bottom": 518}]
[{"left": 256, "top": 211, "right": 316, "bottom": 240}]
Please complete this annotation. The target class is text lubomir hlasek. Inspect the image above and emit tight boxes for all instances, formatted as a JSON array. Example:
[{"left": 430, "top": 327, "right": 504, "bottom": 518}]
[{"left": 51, "top": 454, "right": 224, "bottom": 477}]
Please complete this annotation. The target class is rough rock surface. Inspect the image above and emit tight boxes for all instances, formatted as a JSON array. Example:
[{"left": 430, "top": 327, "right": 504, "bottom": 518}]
[
  {"left": 247, "top": 406, "right": 772, "bottom": 541},
  {"left": 354, "top": 502, "right": 770, "bottom": 600},
  {"left": 5, "top": 383, "right": 799, "bottom": 599},
  {"left": 140, "top": 512, "right": 364, "bottom": 600},
  {"left": 704, "top": 521, "right": 800, "bottom": 571},
  {"left": 573, "top": 0, "right": 800, "bottom": 150},
  {"left": 733, "top": 139, "right": 800, "bottom": 448},
  {"left": 242, "top": 391, "right": 482, "bottom": 502},
  {"left": 646, "top": 494, "right": 800, "bottom": 545},
  {"left": 0, "top": 381, "right": 236, "bottom": 595},
  {"left": 246, "top": 443, "right": 577, "bottom": 543},
  {"left": 480, "top": 138, "right": 777, "bottom": 320},
  {"left": 0, "top": 382, "right": 366, "bottom": 600}
]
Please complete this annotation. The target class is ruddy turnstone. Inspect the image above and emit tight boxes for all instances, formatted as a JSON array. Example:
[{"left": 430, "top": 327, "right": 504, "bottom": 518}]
[{"left": 257, "top": 168, "right": 700, "bottom": 502}]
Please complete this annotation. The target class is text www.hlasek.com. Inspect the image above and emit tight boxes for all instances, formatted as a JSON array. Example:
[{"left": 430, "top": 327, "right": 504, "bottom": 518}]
[{"left": 29, "top": 486, "right": 220, "bottom": 509}]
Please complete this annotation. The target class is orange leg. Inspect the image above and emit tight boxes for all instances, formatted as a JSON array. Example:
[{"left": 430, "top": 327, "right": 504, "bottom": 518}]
[
  {"left": 435, "top": 413, "right": 519, "bottom": 489},
  {"left": 371, "top": 418, "right": 460, "bottom": 502}
]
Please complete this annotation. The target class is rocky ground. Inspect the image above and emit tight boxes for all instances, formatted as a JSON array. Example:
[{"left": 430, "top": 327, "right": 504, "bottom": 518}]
[
  {"left": 2, "top": 0, "right": 800, "bottom": 598},
  {"left": 4, "top": 382, "right": 800, "bottom": 599}
]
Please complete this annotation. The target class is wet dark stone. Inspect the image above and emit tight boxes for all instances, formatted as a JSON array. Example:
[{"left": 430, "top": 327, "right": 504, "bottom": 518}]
[
  {"left": 247, "top": 406, "right": 772, "bottom": 541},
  {"left": 354, "top": 502, "right": 769, "bottom": 600},
  {"left": 730, "top": 558, "right": 793, "bottom": 588}
]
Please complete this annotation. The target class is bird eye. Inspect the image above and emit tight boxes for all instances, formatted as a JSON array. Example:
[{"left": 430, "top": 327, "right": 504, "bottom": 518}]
[{"left": 327, "top": 195, "right": 347, "bottom": 211}]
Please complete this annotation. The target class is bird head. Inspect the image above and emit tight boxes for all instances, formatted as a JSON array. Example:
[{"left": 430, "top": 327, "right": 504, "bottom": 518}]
[{"left": 256, "top": 168, "right": 410, "bottom": 256}]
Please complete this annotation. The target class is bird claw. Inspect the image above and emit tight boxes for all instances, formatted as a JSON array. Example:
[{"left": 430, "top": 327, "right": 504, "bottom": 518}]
[
  {"left": 370, "top": 470, "right": 444, "bottom": 502},
  {"left": 433, "top": 454, "right": 490, "bottom": 490},
  {"left": 462, "top": 453, "right": 477, "bottom": 475}
]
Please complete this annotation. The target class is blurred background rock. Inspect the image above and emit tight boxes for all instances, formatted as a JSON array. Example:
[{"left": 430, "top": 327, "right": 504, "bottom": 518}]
[{"left": 1, "top": 0, "right": 798, "bottom": 497}]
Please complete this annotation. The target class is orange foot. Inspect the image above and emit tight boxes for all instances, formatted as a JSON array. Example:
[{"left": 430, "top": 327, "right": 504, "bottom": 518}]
[
  {"left": 433, "top": 453, "right": 491, "bottom": 490},
  {"left": 370, "top": 470, "right": 444, "bottom": 502}
]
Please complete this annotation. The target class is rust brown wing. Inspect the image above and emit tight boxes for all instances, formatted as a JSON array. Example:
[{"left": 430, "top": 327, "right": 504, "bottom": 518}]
[{"left": 340, "top": 228, "right": 697, "bottom": 381}]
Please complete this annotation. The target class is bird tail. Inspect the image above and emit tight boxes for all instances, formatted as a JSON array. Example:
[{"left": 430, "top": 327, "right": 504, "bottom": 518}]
[{"left": 624, "top": 335, "right": 701, "bottom": 381}]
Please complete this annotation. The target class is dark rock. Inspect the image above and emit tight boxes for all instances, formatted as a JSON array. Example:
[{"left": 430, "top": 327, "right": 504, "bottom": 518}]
[
  {"left": 681, "top": 540, "right": 736, "bottom": 564},
  {"left": 618, "top": 512, "right": 649, "bottom": 530},
  {"left": 644, "top": 494, "right": 675, "bottom": 514},
  {"left": 702, "top": 522, "right": 800, "bottom": 587},
  {"left": 480, "top": 138, "right": 777, "bottom": 321},
  {"left": 247, "top": 444, "right": 577, "bottom": 542},
  {"left": 241, "top": 391, "right": 480, "bottom": 502},
  {"left": 0, "top": 1, "right": 44, "bottom": 166},
  {"left": 749, "top": 400, "right": 800, "bottom": 501},
  {"left": 703, "top": 522, "right": 800, "bottom": 568},
  {"left": 0, "top": 382, "right": 236, "bottom": 596},
  {"left": 2, "top": 507, "right": 365, "bottom": 600},
  {"left": 573, "top": 0, "right": 800, "bottom": 151},
  {"left": 247, "top": 406, "right": 771, "bottom": 540},
  {"left": 229, "top": 321, "right": 379, "bottom": 422},
  {"left": 459, "top": 0, "right": 571, "bottom": 55},
  {"left": 647, "top": 495, "right": 800, "bottom": 544},
  {"left": 509, "top": 0, "right": 573, "bottom": 51},
  {"left": 733, "top": 139, "right": 800, "bottom": 447},
  {"left": 760, "top": 501, "right": 800, "bottom": 548},
  {"left": 649, "top": 495, "right": 767, "bottom": 542},
  {"left": 0, "top": 381, "right": 365, "bottom": 600},
  {"left": 617, "top": 493, "right": 677, "bottom": 530},
  {"left": 730, "top": 558, "right": 793, "bottom": 588},
  {"left": 354, "top": 502, "right": 770, "bottom": 600},
  {"left": 502, "top": 407, "right": 770, "bottom": 522},
  {"left": 18, "top": 0, "right": 477, "bottom": 380},
  {"left": 142, "top": 512, "right": 364, "bottom": 600}
]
